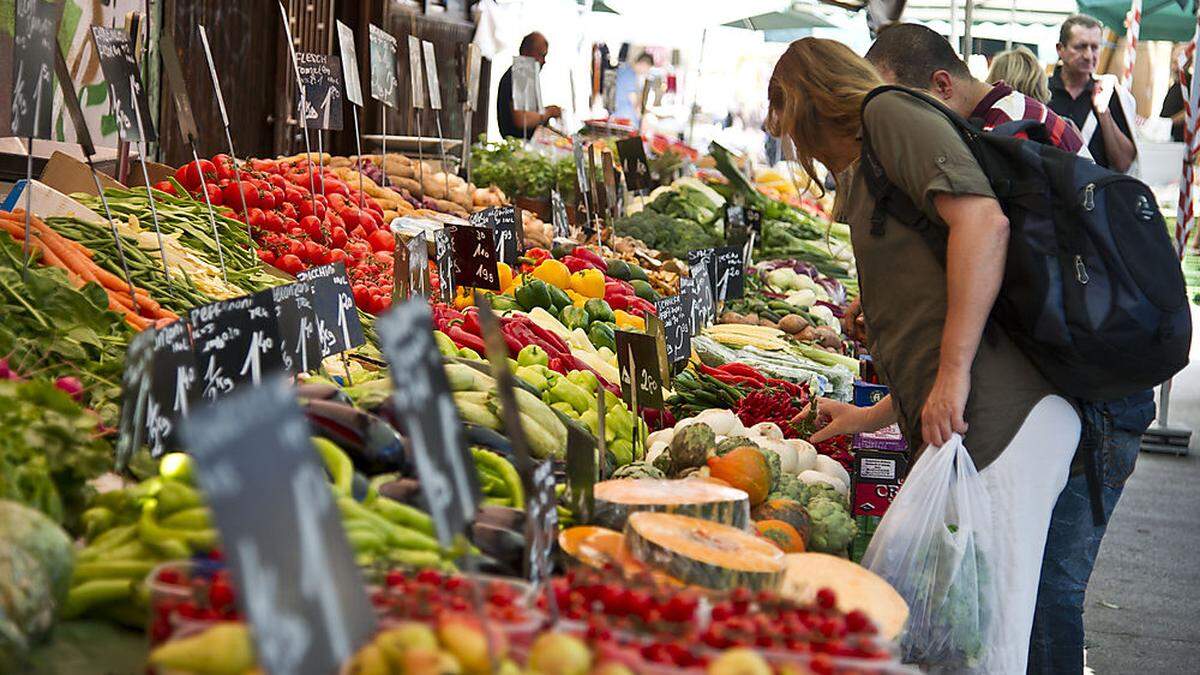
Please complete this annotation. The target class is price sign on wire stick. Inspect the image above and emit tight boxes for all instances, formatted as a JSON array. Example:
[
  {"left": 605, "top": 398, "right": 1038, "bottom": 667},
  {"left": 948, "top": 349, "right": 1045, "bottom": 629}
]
[
  {"left": 461, "top": 43, "right": 482, "bottom": 182},
  {"left": 11, "top": 0, "right": 60, "bottom": 139},
  {"left": 182, "top": 378, "right": 377, "bottom": 675},
  {"left": 511, "top": 55, "right": 542, "bottom": 113},
  {"left": 469, "top": 206, "right": 522, "bottom": 269},
  {"left": 197, "top": 25, "right": 253, "bottom": 245},
  {"left": 336, "top": 21, "right": 369, "bottom": 211},
  {"left": 475, "top": 299, "right": 559, "bottom": 608},
  {"left": 573, "top": 137, "right": 593, "bottom": 234},
  {"left": 297, "top": 262, "right": 366, "bottom": 358},
  {"left": 296, "top": 53, "right": 345, "bottom": 131},
  {"left": 422, "top": 40, "right": 453, "bottom": 201},
  {"left": 450, "top": 224, "right": 501, "bottom": 290},
  {"left": 407, "top": 36, "right": 426, "bottom": 190},
  {"left": 564, "top": 418, "right": 597, "bottom": 525},
  {"left": 616, "top": 136, "right": 653, "bottom": 192},
  {"left": 616, "top": 329, "right": 665, "bottom": 409},
  {"left": 434, "top": 227, "right": 456, "bottom": 303},
  {"left": 686, "top": 261, "right": 716, "bottom": 334},
  {"left": 115, "top": 329, "right": 155, "bottom": 471},
  {"left": 277, "top": 1, "right": 319, "bottom": 209},
  {"left": 161, "top": 30, "right": 229, "bottom": 283},
  {"left": 91, "top": 27, "right": 157, "bottom": 143},
  {"left": 370, "top": 24, "right": 399, "bottom": 187},
  {"left": 655, "top": 294, "right": 692, "bottom": 365},
  {"left": 377, "top": 298, "right": 480, "bottom": 546},
  {"left": 273, "top": 281, "right": 322, "bottom": 375},
  {"left": 147, "top": 319, "right": 196, "bottom": 458},
  {"left": 188, "top": 291, "right": 285, "bottom": 403},
  {"left": 550, "top": 189, "right": 570, "bottom": 239},
  {"left": 713, "top": 245, "right": 746, "bottom": 301}
]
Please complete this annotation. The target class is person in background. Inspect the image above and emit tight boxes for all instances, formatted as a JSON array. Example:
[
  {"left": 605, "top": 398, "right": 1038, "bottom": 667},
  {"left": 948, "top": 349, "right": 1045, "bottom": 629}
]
[
  {"left": 987, "top": 46, "right": 1051, "bottom": 103},
  {"left": 770, "top": 37, "right": 1080, "bottom": 671},
  {"left": 867, "top": 23, "right": 1152, "bottom": 675},
  {"left": 614, "top": 53, "right": 654, "bottom": 127},
  {"left": 1048, "top": 14, "right": 1137, "bottom": 172},
  {"left": 1160, "top": 46, "right": 1190, "bottom": 143},
  {"left": 496, "top": 32, "right": 562, "bottom": 139},
  {"left": 865, "top": 24, "right": 1084, "bottom": 154}
]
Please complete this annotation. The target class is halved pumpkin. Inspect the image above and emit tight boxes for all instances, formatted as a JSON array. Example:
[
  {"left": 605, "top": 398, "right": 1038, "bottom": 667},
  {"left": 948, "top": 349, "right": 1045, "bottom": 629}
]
[
  {"left": 593, "top": 478, "right": 751, "bottom": 530},
  {"left": 624, "top": 512, "right": 785, "bottom": 591}
]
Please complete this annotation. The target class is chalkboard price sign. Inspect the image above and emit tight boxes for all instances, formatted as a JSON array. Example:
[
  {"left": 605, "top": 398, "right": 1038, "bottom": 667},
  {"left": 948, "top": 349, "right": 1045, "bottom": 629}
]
[
  {"left": 368, "top": 24, "right": 399, "bottom": 108},
  {"left": 407, "top": 36, "right": 425, "bottom": 109},
  {"left": 686, "top": 261, "right": 715, "bottom": 334},
  {"left": 182, "top": 377, "right": 377, "bottom": 675},
  {"left": 188, "top": 290, "right": 285, "bottom": 403},
  {"left": 434, "top": 228, "right": 455, "bottom": 303},
  {"left": 616, "top": 330, "right": 664, "bottom": 409},
  {"left": 297, "top": 262, "right": 365, "bottom": 358},
  {"left": 564, "top": 419, "right": 596, "bottom": 524},
  {"left": 449, "top": 224, "right": 500, "bottom": 291},
  {"left": 273, "top": 281, "right": 322, "bottom": 374},
  {"left": 147, "top": 320, "right": 196, "bottom": 458},
  {"left": 713, "top": 245, "right": 746, "bottom": 301},
  {"left": 11, "top": 0, "right": 61, "bottom": 139},
  {"left": 655, "top": 294, "right": 692, "bottom": 365},
  {"left": 377, "top": 299, "right": 480, "bottom": 546},
  {"left": 524, "top": 459, "right": 558, "bottom": 583},
  {"left": 296, "top": 53, "right": 345, "bottom": 131},
  {"left": 336, "top": 21, "right": 364, "bottom": 108},
  {"left": 469, "top": 206, "right": 522, "bottom": 269},
  {"left": 115, "top": 329, "right": 156, "bottom": 470},
  {"left": 615, "top": 137, "right": 652, "bottom": 192},
  {"left": 159, "top": 31, "right": 200, "bottom": 145},
  {"left": 550, "top": 189, "right": 570, "bottom": 240},
  {"left": 90, "top": 26, "right": 157, "bottom": 143}
]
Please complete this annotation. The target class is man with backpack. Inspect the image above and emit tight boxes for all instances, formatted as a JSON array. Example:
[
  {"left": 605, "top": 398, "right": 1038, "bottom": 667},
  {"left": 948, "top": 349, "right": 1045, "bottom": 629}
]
[{"left": 863, "top": 25, "right": 1172, "bottom": 674}]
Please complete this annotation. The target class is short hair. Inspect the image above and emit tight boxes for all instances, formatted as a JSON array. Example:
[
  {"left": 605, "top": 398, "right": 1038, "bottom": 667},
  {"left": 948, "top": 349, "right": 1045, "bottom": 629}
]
[
  {"left": 635, "top": 53, "right": 654, "bottom": 66},
  {"left": 987, "top": 47, "right": 1050, "bottom": 102},
  {"left": 519, "top": 32, "right": 545, "bottom": 56},
  {"left": 865, "top": 23, "right": 971, "bottom": 89},
  {"left": 1059, "top": 14, "right": 1102, "bottom": 46}
]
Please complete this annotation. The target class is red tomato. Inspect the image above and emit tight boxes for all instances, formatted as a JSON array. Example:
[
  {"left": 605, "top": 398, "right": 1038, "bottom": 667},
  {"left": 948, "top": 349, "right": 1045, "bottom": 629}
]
[
  {"left": 247, "top": 208, "right": 267, "bottom": 231},
  {"left": 299, "top": 215, "right": 322, "bottom": 239},
  {"left": 277, "top": 253, "right": 303, "bottom": 275},
  {"left": 329, "top": 248, "right": 347, "bottom": 264},
  {"left": 368, "top": 229, "right": 394, "bottom": 253},
  {"left": 152, "top": 180, "right": 176, "bottom": 196},
  {"left": 204, "top": 183, "right": 223, "bottom": 206},
  {"left": 352, "top": 285, "right": 371, "bottom": 309},
  {"left": 281, "top": 202, "right": 298, "bottom": 219},
  {"left": 330, "top": 226, "right": 348, "bottom": 249},
  {"left": 303, "top": 240, "right": 328, "bottom": 264},
  {"left": 258, "top": 249, "right": 277, "bottom": 265},
  {"left": 268, "top": 174, "right": 288, "bottom": 190},
  {"left": 264, "top": 212, "right": 284, "bottom": 233}
]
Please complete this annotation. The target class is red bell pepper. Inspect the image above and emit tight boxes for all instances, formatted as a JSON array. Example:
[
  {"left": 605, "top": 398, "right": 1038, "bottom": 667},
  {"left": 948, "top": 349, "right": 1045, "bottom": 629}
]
[
  {"left": 605, "top": 278, "right": 635, "bottom": 297},
  {"left": 571, "top": 246, "right": 607, "bottom": 269},
  {"left": 460, "top": 308, "right": 483, "bottom": 336},
  {"left": 447, "top": 325, "right": 487, "bottom": 354},
  {"left": 526, "top": 247, "right": 552, "bottom": 264},
  {"left": 513, "top": 316, "right": 571, "bottom": 355},
  {"left": 497, "top": 322, "right": 525, "bottom": 356},
  {"left": 562, "top": 255, "right": 601, "bottom": 273}
]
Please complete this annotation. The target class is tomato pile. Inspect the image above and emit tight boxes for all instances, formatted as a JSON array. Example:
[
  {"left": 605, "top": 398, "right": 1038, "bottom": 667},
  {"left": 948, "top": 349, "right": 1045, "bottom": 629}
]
[{"left": 164, "top": 155, "right": 401, "bottom": 314}]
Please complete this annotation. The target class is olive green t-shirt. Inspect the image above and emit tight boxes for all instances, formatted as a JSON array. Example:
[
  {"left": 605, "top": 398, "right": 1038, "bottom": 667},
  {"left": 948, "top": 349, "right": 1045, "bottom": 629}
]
[{"left": 838, "top": 90, "right": 1057, "bottom": 470}]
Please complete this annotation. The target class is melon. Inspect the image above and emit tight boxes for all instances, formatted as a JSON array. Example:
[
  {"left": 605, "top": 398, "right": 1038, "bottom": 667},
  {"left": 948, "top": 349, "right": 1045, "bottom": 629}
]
[
  {"left": 592, "top": 478, "right": 751, "bottom": 530},
  {"left": 624, "top": 512, "right": 785, "bottom": 591},
  {"left": 778, "top": 553, "right": 910, "bottom": 639},
  {"left": 751, "top": 498, "right": 812, "bottom": 543},
  {"left": 557, "top": 526, "right": 644, "bottom": 574}
]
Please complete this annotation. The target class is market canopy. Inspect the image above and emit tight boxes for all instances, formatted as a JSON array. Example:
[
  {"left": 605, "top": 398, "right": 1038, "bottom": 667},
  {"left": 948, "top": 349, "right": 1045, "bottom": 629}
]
[
  {"left": 722, "top": 4, "right": 838, "bottom": 30},
  {"left": 1075, "top": 0, "right": 1197, "bottom": 42}
]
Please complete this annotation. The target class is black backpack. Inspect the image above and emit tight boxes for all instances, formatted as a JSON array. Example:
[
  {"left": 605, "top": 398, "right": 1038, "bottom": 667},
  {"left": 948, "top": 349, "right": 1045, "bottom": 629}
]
[{"left": 859, "top": 86, "right": 1190, "bottom": 401}]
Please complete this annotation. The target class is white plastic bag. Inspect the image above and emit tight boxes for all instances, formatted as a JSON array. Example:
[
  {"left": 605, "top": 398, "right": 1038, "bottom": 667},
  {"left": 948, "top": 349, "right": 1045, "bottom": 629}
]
[{"left": 860, "top": 435, "right": 1002, "bottom": 673}]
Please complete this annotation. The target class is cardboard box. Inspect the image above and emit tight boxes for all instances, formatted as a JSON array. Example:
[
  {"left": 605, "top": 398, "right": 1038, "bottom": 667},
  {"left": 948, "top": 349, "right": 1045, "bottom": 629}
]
[{"left": 39, "top": 151, "right": 123, "bottom": 197}]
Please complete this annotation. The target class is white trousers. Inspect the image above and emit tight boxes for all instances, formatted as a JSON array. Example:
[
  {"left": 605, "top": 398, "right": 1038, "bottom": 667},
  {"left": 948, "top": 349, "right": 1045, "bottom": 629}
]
[{"left": 976, "top": 395, "right": 1080, "bottom": 673}]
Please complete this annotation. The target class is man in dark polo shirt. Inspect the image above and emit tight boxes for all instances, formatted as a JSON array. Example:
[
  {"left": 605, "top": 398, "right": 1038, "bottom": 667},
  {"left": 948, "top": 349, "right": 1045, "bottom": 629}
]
[
  {"left": 495, "top": 32, "right": 561, "bottom": 139},
  {"left": 1048, "top": 14, "right": 1138, "bottom": 172}
]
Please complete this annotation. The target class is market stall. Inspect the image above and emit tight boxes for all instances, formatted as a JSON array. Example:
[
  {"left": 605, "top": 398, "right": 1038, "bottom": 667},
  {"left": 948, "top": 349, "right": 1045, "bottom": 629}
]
[{"left": 0, "top": 4, "right": 939, "bottom": 675}]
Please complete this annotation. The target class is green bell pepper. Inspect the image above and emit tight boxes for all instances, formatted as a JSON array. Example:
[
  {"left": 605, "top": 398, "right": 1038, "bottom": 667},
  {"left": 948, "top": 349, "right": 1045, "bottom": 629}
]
[
  {"left": 515, "top": 278, "right": 554, "bottom": 311},
  {"left": 587, "top": 321, "right": 617, "bottom": 352},
  {"left": 605, "top": 259, "right": 632, "bottom": 280},
  {"left": 559, "top": 305, "right": 591, "bottom": 332},
  {"left": 517, "top": 344, "right": 549, "bottom": 368},
  {"left": 434, "top": 330, "right": 459, "bottom": 357},
  {"left": 548, "top": 377, "right": 592, "bottom": 414},
  {"left": 550, "top": 401, "right": 577, "bottom": 417},
  {"left": 606, "top": 402, "right": 634, "bottom": 441},
  {"left": 609, "top": 438, "right": 634, "bottom": 466},
  {"left": 515, "top": 366, "right": 549, "bottom": 391},
  {"left": 627, "top": 263, "right": 649, "bottom": 282},
  {"left": 489, "top": 294, "right": 522, "bottom": 311},
  {"left": 547, "top": 284, "right": 572, "bottom": 311},
  {"left": 630, "top": 279, "right": 659, "bottom": 302},
  {"left": 584, "top": 298, "right": 616, "bottom": 324}
]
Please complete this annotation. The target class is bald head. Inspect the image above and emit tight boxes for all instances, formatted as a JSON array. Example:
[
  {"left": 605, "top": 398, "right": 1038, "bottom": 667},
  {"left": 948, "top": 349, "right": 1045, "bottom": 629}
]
[{"left": 520, "top": 32, "right": 549, "bottom": 66}]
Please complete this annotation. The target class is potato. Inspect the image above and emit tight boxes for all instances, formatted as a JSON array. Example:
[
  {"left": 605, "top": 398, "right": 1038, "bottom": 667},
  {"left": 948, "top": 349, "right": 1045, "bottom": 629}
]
[{"left": 778, "top": 314, "right": 809, "bottom": 334}]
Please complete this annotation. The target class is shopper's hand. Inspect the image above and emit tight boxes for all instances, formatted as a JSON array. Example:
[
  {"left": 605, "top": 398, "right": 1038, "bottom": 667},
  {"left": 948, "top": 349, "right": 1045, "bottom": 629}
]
[
  {"left": 543, "top": 105, "right": 563, "bottom": 120},
  {"left": 796, "top": 398, "right": 867, "bottom": 444},
  {"left": 920, "top": 367, "right": 970, "bottom": 448},
  {"left": 841, "top": 298, "right": 868, "bottom": 344}
]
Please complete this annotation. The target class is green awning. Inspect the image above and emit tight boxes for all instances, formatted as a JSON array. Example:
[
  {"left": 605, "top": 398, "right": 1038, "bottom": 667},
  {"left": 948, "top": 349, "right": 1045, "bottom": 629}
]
[
  {"left": 723, "top": 7, "right": 836, "bottom": 30},
  {"left": 1075, "top": 0, "right": 1196, "bottom": 42}
]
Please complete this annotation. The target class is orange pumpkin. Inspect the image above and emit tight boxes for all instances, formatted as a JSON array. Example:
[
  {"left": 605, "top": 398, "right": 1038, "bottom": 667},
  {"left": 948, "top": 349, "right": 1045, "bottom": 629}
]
[
  {"left": 752, "top": 498, "right": 813, "bottom": 543},
  {"left": 755, "top": 519, "right": 806, "bottom": 553},
  {"left": 706, "top": 447, "right": 772, "bottom": 505}
]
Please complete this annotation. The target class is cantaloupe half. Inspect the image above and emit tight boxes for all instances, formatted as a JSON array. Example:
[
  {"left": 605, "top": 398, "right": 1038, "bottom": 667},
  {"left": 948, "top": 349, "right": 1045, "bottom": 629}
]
[
  {"left": 557, "top": 526, "right": 642, "bottom": 571},
  {"left": 778, "top": 553, "right": 910, "bottom": 639},
  {"left": 624, "top": 512, "right": 785, "bottom": 591},
  {"left": 592, "top": 478, "right": 751, "bottom": 530}
]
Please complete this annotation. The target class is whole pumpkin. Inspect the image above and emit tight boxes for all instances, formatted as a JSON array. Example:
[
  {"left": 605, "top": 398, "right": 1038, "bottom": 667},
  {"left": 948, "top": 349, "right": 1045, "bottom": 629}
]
[{"left": 706, "top": 447, "right": 771, "bottom": 505}]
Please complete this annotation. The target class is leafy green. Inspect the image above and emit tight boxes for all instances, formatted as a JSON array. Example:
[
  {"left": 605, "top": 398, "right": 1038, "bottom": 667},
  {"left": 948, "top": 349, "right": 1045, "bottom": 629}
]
[
  {"left": 0, "top": 379, "right": 112, "bottom": 533},
  {"left": 471, "top": 137, "right": 578, "bottom": 200}
]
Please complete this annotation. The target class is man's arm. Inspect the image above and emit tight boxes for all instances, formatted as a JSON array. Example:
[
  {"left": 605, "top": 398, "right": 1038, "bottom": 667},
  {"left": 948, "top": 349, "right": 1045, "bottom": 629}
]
[
  {"left": 921, "top": 193, "right": 1009, "bottom": 447},
  {"left": 511, "top": 105, "right": 562, "bottom": 134},
  {"left": 1098, "top": 108, "right": 1137, "bottom": 172}
]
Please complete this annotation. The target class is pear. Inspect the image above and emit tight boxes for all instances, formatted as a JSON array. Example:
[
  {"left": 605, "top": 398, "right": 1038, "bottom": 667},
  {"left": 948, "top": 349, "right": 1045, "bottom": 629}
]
[
  {"left": 436, "top": 614, "right": 506, "bottom": 675},
  {"left": 147, "top": 623, "right": 254, "bottom": 675},
  {"left": 527, "top": 632, "right": 592, "bottom": 675},
  {"left": 344, "top": 643, "right": 390, "bottom": 675},
  {"left": 375, "top": 622, "right": 440, "bottom": 666},
  {"left": 706, "top": 648, "right": 772, "bottom": 675}
]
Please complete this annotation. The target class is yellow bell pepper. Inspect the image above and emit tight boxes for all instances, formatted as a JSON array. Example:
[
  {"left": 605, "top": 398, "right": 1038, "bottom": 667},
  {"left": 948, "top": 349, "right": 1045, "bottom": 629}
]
[
  {"left": 613, "top": 309, "right": 645, "bottom": 331},
  {"left": 566, "top": 289, "right": 587, "bottom": 308},
  {"left": 531, "top": 259, "right": 571, "bottom": 289},
  {"left": 497, "top": 262, "right": 514, "bottom": 293},
  {"left": 453, "top": 286, "right": 475, "bottom": 310},
  {"left": 569, "top": 268, "right": 605, "bottom": 299}
]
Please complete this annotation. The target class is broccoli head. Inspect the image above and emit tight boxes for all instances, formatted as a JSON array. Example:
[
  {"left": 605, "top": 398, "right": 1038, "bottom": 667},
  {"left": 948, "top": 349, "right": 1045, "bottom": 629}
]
[{"left": 806, "top": 496, "right": 857, "bottom": 554}]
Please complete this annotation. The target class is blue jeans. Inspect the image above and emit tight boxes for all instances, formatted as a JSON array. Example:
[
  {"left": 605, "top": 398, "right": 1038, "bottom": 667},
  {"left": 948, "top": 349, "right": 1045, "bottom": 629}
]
[{"left": 1026, "top": 409, "right": 1141, "bottom": 674}]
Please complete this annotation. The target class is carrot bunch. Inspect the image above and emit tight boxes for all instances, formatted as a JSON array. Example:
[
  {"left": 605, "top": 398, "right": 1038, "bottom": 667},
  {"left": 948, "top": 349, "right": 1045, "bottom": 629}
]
[{"left": 0, "top": 210, "right": 177, "bottom": 330}]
